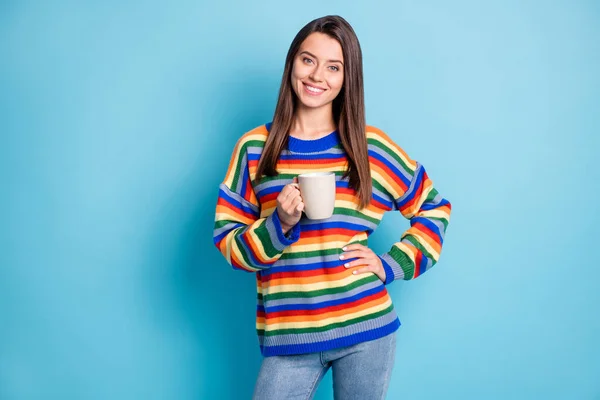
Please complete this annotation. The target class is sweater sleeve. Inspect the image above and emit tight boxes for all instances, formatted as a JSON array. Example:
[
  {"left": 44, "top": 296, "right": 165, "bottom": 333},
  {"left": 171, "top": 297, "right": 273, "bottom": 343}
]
[
  {"left": 370, "top": 131, "right": 452, "bottom": 283},
  {"left": 213, "top": 135, "right": 301, "bottom": 272}
]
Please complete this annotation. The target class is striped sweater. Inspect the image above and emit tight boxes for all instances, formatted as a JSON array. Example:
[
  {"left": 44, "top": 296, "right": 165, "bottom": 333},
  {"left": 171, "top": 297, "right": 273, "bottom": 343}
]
[{"left": 213, "top": 122, "right": 451, "bottom": 357}]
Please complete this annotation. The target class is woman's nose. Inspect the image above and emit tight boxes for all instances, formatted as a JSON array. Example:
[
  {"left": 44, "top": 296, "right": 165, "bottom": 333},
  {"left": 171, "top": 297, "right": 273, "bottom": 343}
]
[{"left": 309, "top": 66, "right": 325, "bottom": 82}]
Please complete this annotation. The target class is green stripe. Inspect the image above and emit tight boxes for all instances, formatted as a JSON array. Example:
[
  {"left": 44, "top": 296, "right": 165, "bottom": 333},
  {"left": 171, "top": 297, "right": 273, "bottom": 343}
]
[
  {"left": 403, "top": 235, "right": 435, "bottom": 263},
  {"left": 230, "top": 145, "right": 245, "bottom": 192},
  {"left": 279, "top": 248, "right": 341, "bottom": 260},
  {"left": 233, "top": 228, "right": 256, "bottom": 267},
  {"left": 335, "top": 207, "right": 379, "bottom": 225},
  {"left": 245, "top": 139, "right": 266, "bottom": 148},
  {"left": 214, "top": 219, "right": 236, "bottom": 229},
  {"left": 257, "top": 173, "right": 294, "bottom": 185},
  {"left": 372, "top": 179, "right": 391, "bottom": 199},
  {"left": 388, "top": 243, "right": 421, "bottom": 280},
  {"left": 253, "top": 219, "right": 281, "bottom": 259},
  {"left": 368, "top": 138, "right": 413, "bottom": 177},
  {"left": 263, "top": 274, "right": 379, "bottom": 301},
  {"left": 429, "top": 216, "right": 449, "bottom": 231},
  {"left": 231, "top": 139, "right": 267, "bottom": 190},
  {"left": 257, "top": 303, "right": 394, "bottom": 336},
  {"left": 256, "top": 170, "right": 346, "bottom": 185},
  {"left": 231, "top": 221, "right": 279, "bottom": 267},
  {"left": 279, "top": 239, "right": 368, "bottom": 260},
  {"left": 425, "top": 187, "right": 439, "bottom": 202}
]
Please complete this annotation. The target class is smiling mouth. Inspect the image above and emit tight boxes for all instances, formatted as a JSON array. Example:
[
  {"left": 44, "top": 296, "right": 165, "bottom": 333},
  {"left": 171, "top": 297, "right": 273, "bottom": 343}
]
[{"left": 303, "top": 83, "right": 326, "bottom": 95}]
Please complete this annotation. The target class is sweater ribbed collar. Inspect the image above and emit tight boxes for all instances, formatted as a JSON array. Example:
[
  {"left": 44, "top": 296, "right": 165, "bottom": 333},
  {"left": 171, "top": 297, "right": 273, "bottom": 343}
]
[{"left": 265, "top": 122, "right": 340, "bottom": 153}]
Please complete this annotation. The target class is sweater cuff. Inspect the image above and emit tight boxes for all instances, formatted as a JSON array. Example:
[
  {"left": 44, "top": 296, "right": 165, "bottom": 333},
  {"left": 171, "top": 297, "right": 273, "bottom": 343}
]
[
  {"left": 379, "top": 255, "right": 396, "bottom": 285},
  {"left": 266, "top": 210, "right": 300, "bottom": 250},
  {"left": 379, "top": 252, "right": 410, "bottom": 284}
]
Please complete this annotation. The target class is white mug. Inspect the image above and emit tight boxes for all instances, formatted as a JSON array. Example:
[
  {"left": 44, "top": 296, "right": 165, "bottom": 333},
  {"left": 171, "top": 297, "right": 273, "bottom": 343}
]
[{"left": 295, "top": 172, "right": 336, "bottom": 220}]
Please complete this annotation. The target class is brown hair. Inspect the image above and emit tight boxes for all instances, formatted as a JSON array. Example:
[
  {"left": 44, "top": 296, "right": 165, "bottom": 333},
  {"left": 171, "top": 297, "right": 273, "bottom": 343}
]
[{"left": 255, "top": 15, "right": 371, "bottom": 209}]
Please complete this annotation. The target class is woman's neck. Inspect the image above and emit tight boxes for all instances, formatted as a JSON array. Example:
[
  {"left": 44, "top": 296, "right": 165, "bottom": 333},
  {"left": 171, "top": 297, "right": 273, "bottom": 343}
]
[{"left": 290, "top": 104, "right": 336, "bottom": 140}]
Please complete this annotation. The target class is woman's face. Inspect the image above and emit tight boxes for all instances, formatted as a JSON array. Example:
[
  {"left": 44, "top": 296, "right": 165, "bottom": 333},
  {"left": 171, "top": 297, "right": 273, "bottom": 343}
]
[{"left": 291, "top": 32, "right": 345, "bottom": 110}]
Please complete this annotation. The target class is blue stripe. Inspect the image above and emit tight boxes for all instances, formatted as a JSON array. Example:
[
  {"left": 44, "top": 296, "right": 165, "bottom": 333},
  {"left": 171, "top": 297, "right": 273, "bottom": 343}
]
[
  {"left": 260, "top": 318, "right": 401, "bottom": 357},
  {"left": 264, "top": 285, "right": 385, "bottom": 313},
  {"left": 269, "top": 209, "right": 300, "bottom": 246},
  {"left": 396, "top": 165, "right": 424, "bottom": 209},
  {"left": 380, "top": 256, "right": 395, "bottom": 285},
  {"left": 247, "top": 153, "right": 261, "bottom": 161},
  {"left": 259, "top": 259, "right": 348, "bottom": 276},
  {"left": 418, "top": 250, "right": 428, "bottom": 275},
  {"left": 219, "top": 189, "right": 259, "bottom": 218},
  {"left": 213, "top": 223, "right": 244, "bottom": 244},
  {"left": 372, "top": 192, "right": 393, "bottom": 209},
  {"left": 256, "top": 184, "right": 285, "bottom": 198},
  {"left": 369, "top": 149, "right": 411, "bottom": 188},
  {"left": 279, "top": 153, "right": 346, "bottom": 161},
  {"left": 237, "top": 230, "right": 270, "bottom": 269},
  {"left": 421, "top": 198, "right": 450, "bottom": 211},
  {"left": 300, "top": 221, "right": 369, "bottom": 232},
  {"left": 255, "top": 177, "right": 357, "bottom": 198},
  {"left": 410, "top": 216, "right": 442, "bottom": 239},
  {"left": 240, "top": 163, "right": 249, "bottom": 200}
]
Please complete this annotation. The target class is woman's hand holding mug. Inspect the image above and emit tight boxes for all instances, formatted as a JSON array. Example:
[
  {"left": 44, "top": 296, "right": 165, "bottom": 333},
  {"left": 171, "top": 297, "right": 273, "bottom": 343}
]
[{"left": 277, "top": 177, "right": 304, "bottom": 234}]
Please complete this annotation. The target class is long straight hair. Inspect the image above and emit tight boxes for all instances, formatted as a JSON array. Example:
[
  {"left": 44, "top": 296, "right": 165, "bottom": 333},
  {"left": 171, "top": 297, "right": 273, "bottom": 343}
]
[{"left": 255, "top": 15, "right": 372, "bottom": 209}]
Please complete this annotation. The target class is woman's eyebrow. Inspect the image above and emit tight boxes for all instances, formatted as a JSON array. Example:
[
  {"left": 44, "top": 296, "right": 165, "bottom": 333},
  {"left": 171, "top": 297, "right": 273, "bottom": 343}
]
[{"left": 299, "top": 50, "right": 344, "bottom": 64}]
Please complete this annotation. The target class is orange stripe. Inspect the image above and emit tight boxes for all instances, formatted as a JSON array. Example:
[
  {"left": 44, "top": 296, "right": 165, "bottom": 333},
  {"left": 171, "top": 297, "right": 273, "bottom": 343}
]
[
  {"left": 276, "top": 161, "right": 347, "bottom": 172},
  {"left": 401, "top": 178, "right": 429, "bottom": 215},
  {"left": 371, "top": 162, "right": 405, "bottom": 197},
  {"left": 262, "top": 200, "right": 277, "bottom": 211},
  {"left": 263, "top": 292, "right": 388, "bottom": 324},
  {"left": 215, "top": 204, "right": 255, "bottom": 225},
  {"left": 408, "top": 224, "right": 442, "bottom": 254},
  {"left": 338, "top": 193, "right": 361, "bottom": 206},
  {"left": 230, "top": 248, "right": 253, "bottom": 271},
  {"left": 264, "top": 269, "right": 355, "bottom": 286},
  {"left": 367, "top": 126, "right": 415, "bottom": 168},
  {"left": 223, "top": 144, "right": 240, "bottom": 184},
  {"left": 223, "top": 128, "right": 266, "bottom": 181},
  {"left": 265, "top": 267, "right": 376, "bottom": 286},
  {"left": 243, "top": 229, "right": 271, "bottom": 265},
  {"left": 216, "top": 198, "right": 257, "bottom": 220},
  {"left": 437, "top": 204, "right": 451, "bottom": 215},
  {"left": 297, "top": 234, "right": 353, "bottom": 246}
]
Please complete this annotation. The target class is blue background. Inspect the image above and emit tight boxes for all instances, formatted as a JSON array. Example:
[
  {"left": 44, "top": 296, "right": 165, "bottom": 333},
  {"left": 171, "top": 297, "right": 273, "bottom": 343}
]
[{"left": 1, "top": 1, "right": 599, "bottom": 399}]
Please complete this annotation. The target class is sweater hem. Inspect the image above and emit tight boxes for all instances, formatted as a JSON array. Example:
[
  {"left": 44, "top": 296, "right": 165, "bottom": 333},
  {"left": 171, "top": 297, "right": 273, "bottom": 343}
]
[{"left": 259, "top": 318, "right": 401, "bottom": 357}]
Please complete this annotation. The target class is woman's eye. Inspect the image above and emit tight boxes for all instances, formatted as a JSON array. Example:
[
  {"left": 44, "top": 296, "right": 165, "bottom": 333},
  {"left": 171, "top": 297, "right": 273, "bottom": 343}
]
[
  {"left": 303, "top": 57, "right": 313, "bottom": 64},
  {"left": 329, "top": 66, "right": 339, "bottom": 72}
]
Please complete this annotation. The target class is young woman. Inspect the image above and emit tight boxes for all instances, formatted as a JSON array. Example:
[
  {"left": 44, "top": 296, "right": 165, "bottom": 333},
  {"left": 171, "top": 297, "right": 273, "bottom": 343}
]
[{"left": 213, "top": 15, "right": 452, "bottom": 400}]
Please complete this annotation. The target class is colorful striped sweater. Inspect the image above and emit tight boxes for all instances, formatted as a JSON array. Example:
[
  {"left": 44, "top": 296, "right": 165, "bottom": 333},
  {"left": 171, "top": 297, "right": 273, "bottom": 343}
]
[{"left": 213, "top": 122, "right": 451, "bottom": 357}]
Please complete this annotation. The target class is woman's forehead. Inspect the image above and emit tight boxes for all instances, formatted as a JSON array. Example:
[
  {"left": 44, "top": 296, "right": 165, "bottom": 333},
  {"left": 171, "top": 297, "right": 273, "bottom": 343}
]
[{"left": 299, "top": 33, "right": 344, "bottom": 61}]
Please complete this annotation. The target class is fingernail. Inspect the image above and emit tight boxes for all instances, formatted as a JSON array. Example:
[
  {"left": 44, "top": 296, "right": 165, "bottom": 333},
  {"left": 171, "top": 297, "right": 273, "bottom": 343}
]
[
  {"left": 352, "top": 271, "right": 357, "bottom": 275},
  {"left": 344, "top": 263, "right": 349, "bottom": 268},
  {"left": 342, "top": 247, "right": 347, "bottom": 251},
  {"left": 339, "top": 255, "right": 345, "bottom": 260}
]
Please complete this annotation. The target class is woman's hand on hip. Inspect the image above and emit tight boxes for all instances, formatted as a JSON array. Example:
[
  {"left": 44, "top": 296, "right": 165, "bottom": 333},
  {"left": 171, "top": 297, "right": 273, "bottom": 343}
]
[
  {"left": 340, "top": 244, "right": 386, "bottom": 283},
  {"left": 276, "top": 177, "right": 304, "bottom": 233}
]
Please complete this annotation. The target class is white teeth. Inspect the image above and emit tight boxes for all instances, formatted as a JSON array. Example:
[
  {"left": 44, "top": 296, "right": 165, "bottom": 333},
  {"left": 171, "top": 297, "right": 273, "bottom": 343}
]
[{"left": 306, "top": 85, "right": 324, "bottom": 93}]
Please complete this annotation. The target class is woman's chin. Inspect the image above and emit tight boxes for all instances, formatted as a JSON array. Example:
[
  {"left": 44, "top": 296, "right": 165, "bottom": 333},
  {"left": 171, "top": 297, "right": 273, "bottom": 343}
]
[{"left": 297, "top": 97, "right": 332, "bottom": 110}]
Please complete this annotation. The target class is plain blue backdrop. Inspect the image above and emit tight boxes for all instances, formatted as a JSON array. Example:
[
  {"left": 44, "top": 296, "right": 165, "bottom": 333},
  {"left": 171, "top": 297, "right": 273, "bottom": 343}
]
[{"left": 1, "top": 1, "right": 599, "bottom": 399}]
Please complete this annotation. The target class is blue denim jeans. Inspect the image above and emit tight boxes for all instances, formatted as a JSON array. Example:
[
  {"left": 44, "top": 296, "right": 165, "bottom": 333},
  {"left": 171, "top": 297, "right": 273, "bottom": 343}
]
[{"left": 252, "top": 332, "right": 397, "bottom": 400}]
